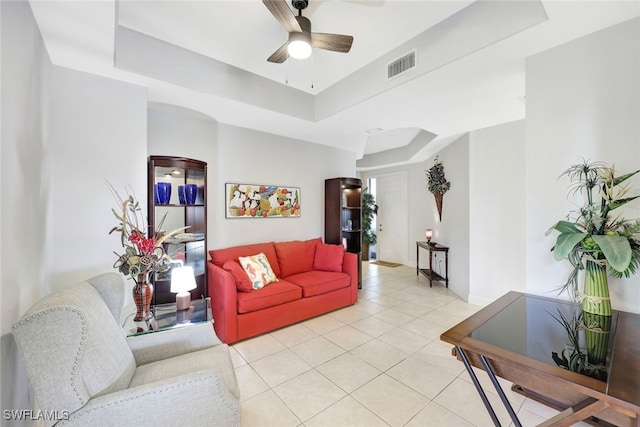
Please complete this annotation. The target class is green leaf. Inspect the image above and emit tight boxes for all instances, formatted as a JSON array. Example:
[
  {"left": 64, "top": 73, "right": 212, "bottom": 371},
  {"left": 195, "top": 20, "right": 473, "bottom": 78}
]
[
  {"left": 545, "top": 220, "right": 582, "bottom": 236},
  {"left": 591, "top": 234, "right": 632, "bottom": 272},
  {"left": 612, "top": 169, "right": 640, "bottom": 186},
  {"left": 607, "top": 195, "right": 640, "bottom": 211},
  {"left": 553, "top": 232, "right": 587, "bottom": 261}
]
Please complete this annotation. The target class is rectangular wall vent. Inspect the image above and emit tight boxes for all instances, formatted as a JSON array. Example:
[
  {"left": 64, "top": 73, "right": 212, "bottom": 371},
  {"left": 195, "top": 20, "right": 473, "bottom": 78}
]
[{"left": 387, "top": 49, "right": 417, "bottom": 80}]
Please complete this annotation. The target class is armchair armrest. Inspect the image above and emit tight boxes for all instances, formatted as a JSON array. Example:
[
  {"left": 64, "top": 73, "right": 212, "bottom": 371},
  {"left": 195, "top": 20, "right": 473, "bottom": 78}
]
[
  {"left": 126, "top": 321, "right": 220, "bottom": 365},
  {"left": 66, "top": 370, "right": 240, "bottom": 426}
]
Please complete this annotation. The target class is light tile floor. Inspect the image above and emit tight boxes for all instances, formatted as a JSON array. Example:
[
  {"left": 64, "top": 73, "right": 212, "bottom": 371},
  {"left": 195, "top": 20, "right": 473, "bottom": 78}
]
[{"left": 231, "top": 262, "right": 590, "bottom": 427}]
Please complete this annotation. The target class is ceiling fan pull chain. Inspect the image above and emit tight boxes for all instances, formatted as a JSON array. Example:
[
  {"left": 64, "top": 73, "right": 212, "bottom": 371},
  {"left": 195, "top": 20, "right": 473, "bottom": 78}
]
[{"left": 311, "top": 54, "right": 314, "bottom": 89}]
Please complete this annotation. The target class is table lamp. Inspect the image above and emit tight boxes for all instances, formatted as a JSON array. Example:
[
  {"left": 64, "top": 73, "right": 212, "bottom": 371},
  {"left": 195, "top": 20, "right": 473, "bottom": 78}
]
[
  {"left": 171, "top": 265, "right": 196, "bottom": 310},
  {"left": 425, "top": 229, "right": 433, "bottom": 243}
]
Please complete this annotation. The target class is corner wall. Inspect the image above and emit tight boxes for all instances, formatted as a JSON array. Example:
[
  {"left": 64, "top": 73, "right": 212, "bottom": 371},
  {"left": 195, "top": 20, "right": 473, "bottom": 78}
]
[
  {"left": 525, "top": 17, "right": 640, "bottom": 313},
  {"left": 469, "top": 120, "right": 526, "bottom": 305},
  {"left": 1, "top": 0, "right": 52, "bottom": 421}
]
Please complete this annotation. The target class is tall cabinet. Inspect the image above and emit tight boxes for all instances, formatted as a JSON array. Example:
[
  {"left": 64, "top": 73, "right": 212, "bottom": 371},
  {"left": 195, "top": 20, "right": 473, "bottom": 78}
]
[
  {"left": 148, "top": 156, "right": 207, "bottom": 305},
  {"left": 325, "top": 177, "right": 362, "bottom": 288}
]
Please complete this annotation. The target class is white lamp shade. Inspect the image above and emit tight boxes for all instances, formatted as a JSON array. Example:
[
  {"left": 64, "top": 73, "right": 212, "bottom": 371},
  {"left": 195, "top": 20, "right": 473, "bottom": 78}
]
[
  {"left": 171, "top": 266, "right": 197, "bottom": 293},
  {"left": 425, "top": 229, "right": 433, "bottom": 241},
  {"left": 287, "top": 33, "right": 311, "bottom": 59}
]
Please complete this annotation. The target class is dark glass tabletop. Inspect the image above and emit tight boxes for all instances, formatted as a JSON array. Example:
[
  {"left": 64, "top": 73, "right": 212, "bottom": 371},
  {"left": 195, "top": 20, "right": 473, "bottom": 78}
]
[{"left": 469, "top": 294, "right": 618, "bottom": 385}]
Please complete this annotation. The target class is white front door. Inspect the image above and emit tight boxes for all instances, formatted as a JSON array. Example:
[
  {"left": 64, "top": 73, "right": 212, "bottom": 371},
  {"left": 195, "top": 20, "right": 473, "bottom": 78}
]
[{"left": 375, "top": 172, "right": 408, "bottom": 264}]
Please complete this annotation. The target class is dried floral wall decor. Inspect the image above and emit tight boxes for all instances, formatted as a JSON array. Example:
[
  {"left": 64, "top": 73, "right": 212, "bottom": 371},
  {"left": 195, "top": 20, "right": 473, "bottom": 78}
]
[{"left": 425, "top": 156, "right": 451, "bottom": 221}]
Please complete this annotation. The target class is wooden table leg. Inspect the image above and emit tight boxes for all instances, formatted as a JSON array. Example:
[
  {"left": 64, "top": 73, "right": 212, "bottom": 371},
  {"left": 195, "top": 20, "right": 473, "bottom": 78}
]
[{"left": 537, "top": 397, "right": 608, "bottom": 427}]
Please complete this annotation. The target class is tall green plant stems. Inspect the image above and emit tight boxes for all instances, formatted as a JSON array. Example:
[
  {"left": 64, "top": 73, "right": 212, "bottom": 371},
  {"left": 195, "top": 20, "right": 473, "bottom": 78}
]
[
  {"left": 362, "top": 189, "right": 378, "bottom": 246},
  {"left": 547, "top": 160, "right": 640, "bottom": 315},
  {"left": 583, "top": 260, "right": 611, "bottom": 316}
]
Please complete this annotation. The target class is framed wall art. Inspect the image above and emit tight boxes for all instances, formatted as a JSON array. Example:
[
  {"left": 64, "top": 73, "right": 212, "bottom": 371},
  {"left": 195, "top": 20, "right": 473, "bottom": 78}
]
[{"left": 225, "top": 183, "right": 301, "bottom": 218}]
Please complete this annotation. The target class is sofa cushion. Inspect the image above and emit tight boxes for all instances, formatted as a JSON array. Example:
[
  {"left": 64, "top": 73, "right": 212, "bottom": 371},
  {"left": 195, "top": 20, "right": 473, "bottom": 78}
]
[
  {"left": 313, "top": 243, "right": 345, "bottom": 272},
  {"left": 237, "top": 280, "right": 302, "bottom": 313},
  {"left": 285, "top": 271, "right": 351, "bottom": 297},
  {"left": 238, "top": 253, "right": 278, "bottom": 289},
  {"left": 222, "top": 260, "right": 253, "bottom": 293},
  {"left": 209, "top": 242, "right": 281, "bottom": 277},
  {"left": 274, "top": 238, "right": 322, "bottom": 277}
]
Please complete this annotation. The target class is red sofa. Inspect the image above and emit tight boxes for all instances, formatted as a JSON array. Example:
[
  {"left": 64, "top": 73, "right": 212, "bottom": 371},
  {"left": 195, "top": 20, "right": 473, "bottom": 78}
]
[{"left": 207, "top": 238, "right": 359, "bottom": 344}]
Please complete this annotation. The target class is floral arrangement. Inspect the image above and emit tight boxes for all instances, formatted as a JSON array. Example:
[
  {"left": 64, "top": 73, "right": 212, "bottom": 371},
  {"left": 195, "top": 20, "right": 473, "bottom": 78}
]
[
  {"left": 425, "top": 156, "right": 451, "bottom": 195},
  {"left": 546, "top": 160, "right": 640, "bottom": 315},
  {"left": 108, "top": 185, "right": 185, "bottom": 283}
]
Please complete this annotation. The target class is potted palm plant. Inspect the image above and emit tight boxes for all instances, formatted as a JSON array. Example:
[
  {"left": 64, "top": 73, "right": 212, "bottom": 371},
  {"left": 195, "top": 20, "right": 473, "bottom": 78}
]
[
  {"left": 546, "top": 160, "right": 640, "bottom": 316},
  {"left": 362, "top": 188, "right": 378, "bottom": 261}
]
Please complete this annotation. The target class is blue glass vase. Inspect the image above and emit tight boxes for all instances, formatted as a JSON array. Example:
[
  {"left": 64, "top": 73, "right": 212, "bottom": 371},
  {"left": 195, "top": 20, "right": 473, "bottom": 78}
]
[
  {"left": 185, "top": 184, "right": 198, "bottom": 204},
  {"left": 157, "top": 182, "right": 171, "bottom": 205}
]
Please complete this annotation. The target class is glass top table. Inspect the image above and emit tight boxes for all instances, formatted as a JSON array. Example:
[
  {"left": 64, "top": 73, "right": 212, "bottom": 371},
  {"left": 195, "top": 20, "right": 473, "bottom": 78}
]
[
  {"left": 441, "top": 291, "right": 639, "bottom": 427},
  {"left": 470, "top": 294, "right": 618, "bottom": 384},
  {"left": 128, "top": 297, "right": 211, "bottom": 336}
]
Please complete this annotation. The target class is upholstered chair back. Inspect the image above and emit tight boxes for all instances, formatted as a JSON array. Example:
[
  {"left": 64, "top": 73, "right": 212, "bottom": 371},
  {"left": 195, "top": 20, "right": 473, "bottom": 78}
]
[{"left": 12, "top": 280, "right": 136, "bottom": 426}]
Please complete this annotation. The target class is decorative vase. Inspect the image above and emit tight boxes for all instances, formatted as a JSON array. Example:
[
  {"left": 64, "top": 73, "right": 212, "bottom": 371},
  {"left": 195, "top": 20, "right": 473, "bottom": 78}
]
[
  {"left": 582, "top": 260, "right": 611, "bottom": 316},
  {"left": 156, "top": 182, "right": 172, "bottom": 205},
  {"left": 582, "top": 311, "right": 611, "bottom": 368},
  {"left": 433, "top": 191, "right": 443, "bottom": 221},
  {"left": 133, "top": 272, "right": 154, "bottom": 322},
  {"left": 178, "top": 185, "right": 186, "bottom": 204},
  {"left": 185, "top": 184, "right": 198, "bottom": 204}
]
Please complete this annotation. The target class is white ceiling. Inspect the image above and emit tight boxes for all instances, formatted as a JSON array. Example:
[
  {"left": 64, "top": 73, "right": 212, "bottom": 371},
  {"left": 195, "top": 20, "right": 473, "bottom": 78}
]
[{"left": 29, "top": 0, "right": 640, "bottom": 168}]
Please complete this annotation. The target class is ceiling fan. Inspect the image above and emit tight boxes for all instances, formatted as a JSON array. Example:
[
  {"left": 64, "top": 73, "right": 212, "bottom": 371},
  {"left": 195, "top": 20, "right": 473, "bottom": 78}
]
[{"left": 263, "top": 0, "right": 354, "bottom": 63}]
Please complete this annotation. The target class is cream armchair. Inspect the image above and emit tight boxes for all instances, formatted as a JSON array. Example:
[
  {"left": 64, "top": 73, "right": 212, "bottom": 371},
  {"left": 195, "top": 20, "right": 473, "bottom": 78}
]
[{"left": 11, "top": 273, "right": 240, "bottom": 427}]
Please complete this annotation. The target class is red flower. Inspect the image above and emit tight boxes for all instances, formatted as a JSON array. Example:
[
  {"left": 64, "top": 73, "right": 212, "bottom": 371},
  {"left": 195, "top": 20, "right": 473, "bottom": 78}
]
[{"left": 129, "top": 231, "right": 156, "bottom": 255}]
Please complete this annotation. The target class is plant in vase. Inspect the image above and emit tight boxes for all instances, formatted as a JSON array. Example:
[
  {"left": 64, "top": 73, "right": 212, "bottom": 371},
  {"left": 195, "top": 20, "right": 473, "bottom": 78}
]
[
  {"left": 108, "top": 185, "right": 186, "bottom": 324},
  {"left": 425, "top": 156, "right": 451, "bottom": 221},
  {"left": 546, "top": 160, "right": 640, "bottom": 316}
]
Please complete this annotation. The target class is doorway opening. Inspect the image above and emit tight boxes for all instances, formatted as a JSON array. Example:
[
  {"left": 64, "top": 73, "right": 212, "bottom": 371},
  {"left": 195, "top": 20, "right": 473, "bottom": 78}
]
[{"left": 365, "top": 172, "right": 408, "bottom": 266}]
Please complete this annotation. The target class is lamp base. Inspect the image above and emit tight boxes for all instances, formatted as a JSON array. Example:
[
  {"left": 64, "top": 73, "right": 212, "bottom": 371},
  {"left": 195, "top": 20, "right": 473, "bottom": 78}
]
[{"left": 176, "top": 292, "right": 191, "bottom": 311}]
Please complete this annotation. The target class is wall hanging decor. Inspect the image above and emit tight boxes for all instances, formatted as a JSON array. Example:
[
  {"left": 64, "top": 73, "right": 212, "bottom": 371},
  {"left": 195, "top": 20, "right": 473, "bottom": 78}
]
[
  {"left": 425, "top": 156, "right": 451, "bottom": 221},
  {"left": 226, "top": 183, "right": 301, "bottom": 218}
]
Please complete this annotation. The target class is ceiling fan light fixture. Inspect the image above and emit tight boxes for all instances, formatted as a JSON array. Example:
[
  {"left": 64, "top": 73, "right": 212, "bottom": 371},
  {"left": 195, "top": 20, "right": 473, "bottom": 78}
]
[{"left": 287, "top": 33, "right": 312, "bottom": 59}]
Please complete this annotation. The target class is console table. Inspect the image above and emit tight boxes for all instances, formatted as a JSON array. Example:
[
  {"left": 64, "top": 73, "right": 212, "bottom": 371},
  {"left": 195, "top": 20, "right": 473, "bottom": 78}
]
[
  {"left": 416, "top": 241, "right": 449, "bottom": 287},
  {"left": 441, "top": 291, "right": 639, "bottom": 427}
]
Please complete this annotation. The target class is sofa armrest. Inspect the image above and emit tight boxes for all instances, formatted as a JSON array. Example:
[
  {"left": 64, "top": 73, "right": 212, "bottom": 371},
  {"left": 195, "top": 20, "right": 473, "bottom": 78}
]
[
  {"left": 126, "top": 321, "right": 221, "bottom": 365},
  {"left": 342, "top": 252, "right": 359, "bottom": 303},
  {"left": 66, "top": 370, "right": 240, "bottom": 426},
  {"left": 207, "top": 262, "right": 239, "bottom": 344}
]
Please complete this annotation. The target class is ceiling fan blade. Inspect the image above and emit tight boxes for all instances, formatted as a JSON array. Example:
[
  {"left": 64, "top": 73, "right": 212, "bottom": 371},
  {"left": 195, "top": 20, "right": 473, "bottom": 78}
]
[
  {"left": 267, "top": 42, "right": 289, "bottom": 63},
  {"left": 263, "top": 0, "right": 302, "bottom": 33},
  {"left": 311, "top": 33, "right": 353, "bottom": 53}
]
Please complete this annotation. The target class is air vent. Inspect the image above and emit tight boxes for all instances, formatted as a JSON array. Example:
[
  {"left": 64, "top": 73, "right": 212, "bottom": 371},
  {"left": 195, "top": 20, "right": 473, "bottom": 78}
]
[{"left": 387, "top": 49, "right": 417, "bottom": 80}]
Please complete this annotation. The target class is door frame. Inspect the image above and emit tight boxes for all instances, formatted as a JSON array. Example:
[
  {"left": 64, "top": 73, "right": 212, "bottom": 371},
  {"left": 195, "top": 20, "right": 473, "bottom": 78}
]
[{"left": 368, "top": 171, "right": 408, "bottom": 265}]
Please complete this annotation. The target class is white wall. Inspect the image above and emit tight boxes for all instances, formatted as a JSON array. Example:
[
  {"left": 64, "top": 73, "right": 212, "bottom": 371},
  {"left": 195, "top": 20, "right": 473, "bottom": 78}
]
[
  {"left": 469, "top": 120, "right": 526, "bottom": 305},
  {"left": 147, "top": 108, "right": 357, "bottom": 251},
  {"left": 49, "top": 67, "right": 148, "bottom": 291},
  {"left": 525, "top": 17, "right": 640, "bottom": 313},
  {"left": 213, "top": 124, "right": 357, "bottom": 248},
  {"left": 1, "top": 0, "right": 52, "bottom": 420},
  {"left": 433, "top": 136, "right": 471, "bottom": 301}
]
